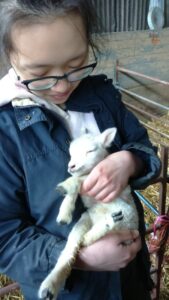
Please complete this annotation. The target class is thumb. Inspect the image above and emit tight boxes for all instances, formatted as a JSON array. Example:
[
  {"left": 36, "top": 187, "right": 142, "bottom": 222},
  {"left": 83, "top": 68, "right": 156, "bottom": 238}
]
[{"left": 81, "top": 173, "right": 97, "bottom": 194}]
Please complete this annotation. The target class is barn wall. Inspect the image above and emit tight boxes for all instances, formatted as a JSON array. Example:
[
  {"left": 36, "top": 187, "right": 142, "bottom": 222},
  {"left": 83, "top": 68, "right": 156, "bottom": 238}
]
[
  {"left": 95, "top": 28, "right": 169, "bottom": 85},
  {"left": 93, "top": 0, "right": 149, "bottom": 32},
  {"left": 93, "top": 0, "right": 169, "bottom": 32},
  {"left": 94, "top": 28, "right": 169, "bottom": 108}
]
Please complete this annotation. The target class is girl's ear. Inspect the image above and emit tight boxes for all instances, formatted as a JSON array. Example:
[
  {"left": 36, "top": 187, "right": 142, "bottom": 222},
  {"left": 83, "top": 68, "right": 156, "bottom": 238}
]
[{"left": 98, "top": 127, "right": 117, "bottom": 148}]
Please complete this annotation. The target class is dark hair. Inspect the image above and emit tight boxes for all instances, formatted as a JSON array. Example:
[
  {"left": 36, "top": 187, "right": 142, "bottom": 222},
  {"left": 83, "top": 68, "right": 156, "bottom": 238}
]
[{"left": 0, "top": 0, "right": 101, "bottom": 61}]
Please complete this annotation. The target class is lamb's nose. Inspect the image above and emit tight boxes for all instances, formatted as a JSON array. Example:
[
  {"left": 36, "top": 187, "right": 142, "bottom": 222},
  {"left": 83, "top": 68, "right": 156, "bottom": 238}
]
[{"left": 68, "top": 164, "right": 76, "bottom": 172}]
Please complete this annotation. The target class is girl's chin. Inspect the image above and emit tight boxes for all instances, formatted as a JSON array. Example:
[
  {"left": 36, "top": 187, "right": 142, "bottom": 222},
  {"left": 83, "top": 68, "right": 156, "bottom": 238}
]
[
  {"left": 43, "top": 93, "right": 71, "bottom": 104},
  {"left": 36, "top": 82, "right": 79, "bottom": 104}
]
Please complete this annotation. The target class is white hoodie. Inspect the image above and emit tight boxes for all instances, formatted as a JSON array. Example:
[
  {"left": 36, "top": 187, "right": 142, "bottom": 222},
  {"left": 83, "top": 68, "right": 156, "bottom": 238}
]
[{"left": 0, "top": 68, "right": 100, "bottom": 138}]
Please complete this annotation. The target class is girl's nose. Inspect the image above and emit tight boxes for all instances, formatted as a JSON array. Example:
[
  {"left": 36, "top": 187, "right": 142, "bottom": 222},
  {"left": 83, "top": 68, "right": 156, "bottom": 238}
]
[{"left": 51, "top": 78, "right": 70, "bottom": 93}]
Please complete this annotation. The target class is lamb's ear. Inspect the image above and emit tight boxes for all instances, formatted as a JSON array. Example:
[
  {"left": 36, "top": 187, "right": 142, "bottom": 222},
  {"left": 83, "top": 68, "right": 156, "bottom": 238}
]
[{"left": 98, "top": 128, "right": 117, "bottom": 148}]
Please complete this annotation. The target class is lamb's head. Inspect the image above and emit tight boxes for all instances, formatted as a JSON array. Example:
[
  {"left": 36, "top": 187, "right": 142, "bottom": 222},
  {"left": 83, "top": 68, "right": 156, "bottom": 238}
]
[{"left": 68, "top": 127, "right": 117, "bottom": 176}]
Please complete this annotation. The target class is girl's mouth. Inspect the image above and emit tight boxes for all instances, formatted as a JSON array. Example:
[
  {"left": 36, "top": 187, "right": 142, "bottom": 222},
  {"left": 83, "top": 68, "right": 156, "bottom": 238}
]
[
  {"left": 52, "top": 92, "right": 70, "bottom": 98},
  {"left": 46, "top": 91, "right": 71, "bottom": 102}
]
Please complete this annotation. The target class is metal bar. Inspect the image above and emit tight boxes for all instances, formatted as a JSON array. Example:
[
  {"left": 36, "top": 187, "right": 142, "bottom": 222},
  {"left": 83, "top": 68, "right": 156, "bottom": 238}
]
[
  {"left": 134, "top": 191, "right": 159, "bottom": 216},
  {"left": 115, "top": 62, "right": 169, "bottom": 300},
  {"left": 159, "top": 146, "right": 169, "bottom": 215},
  {"left": 123, "top": 101, "right": 169, "bottom": 124},
  {"left": 153, "top": 146, "right": 169, "bottom": 300},
  {"left": 117, "top": 65, "right": 169, "bottom": 87},
  {"left": 114, "top": 60, "right": 119, "bottom": 85},
  {"left": 140, "top": 121, "right": 169, "bottom": 140},
  {"left": 123, "top": 101, "right": 157, "bottom": 120},
  {"left": 117, "top": 85, "right": 169, "bottom": 111},
  {"left": 152, "top": 176, "right": 166, "bottom": 184},
  {"left": 136, "top": 146, "right": 168, "bottom": 300}
]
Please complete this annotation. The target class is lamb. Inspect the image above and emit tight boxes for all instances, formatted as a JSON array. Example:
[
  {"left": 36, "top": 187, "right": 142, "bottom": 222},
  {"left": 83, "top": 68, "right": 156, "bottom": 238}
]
[{"left": 39, "top": 127, "right": 139, "bottom": 300}]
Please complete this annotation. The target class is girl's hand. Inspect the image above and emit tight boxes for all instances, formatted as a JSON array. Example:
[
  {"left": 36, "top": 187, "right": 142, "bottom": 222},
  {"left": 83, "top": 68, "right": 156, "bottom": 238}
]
[
  {"left": 75, "top": 230, "right": 141, "bottom": 271},
  {"left": 81, "top": 150, "right": 144, "bottom": 202}
]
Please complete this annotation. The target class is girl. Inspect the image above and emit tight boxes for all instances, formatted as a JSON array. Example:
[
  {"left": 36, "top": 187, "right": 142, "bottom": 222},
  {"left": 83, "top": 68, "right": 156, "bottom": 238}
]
[{"left": 0, "top": 1, "right": 161, "bottom": 300}]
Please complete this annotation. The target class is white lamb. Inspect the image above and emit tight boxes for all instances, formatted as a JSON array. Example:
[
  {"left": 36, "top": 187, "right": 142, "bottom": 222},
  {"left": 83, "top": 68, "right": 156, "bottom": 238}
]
[{"left": 39, "top": 127, "right": 139, "bottom": 300}]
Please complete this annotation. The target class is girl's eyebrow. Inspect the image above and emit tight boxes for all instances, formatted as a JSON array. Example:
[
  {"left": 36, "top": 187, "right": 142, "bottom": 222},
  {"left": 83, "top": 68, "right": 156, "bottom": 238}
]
[
  {"left": 23, "top": 63, "right": 50, "bottom": 69},
  {"left": 23, "top": 52, "right": 88, "bottom": 70},
  {"left": 69, "top": 52, "right": 88, "bottom": 62}
]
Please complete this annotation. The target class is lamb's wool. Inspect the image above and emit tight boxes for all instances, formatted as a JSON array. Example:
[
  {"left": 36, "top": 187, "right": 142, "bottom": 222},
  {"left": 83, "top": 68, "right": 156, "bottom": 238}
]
[{"left": 39, "top": 128, "right": 139, "bottom": 300}]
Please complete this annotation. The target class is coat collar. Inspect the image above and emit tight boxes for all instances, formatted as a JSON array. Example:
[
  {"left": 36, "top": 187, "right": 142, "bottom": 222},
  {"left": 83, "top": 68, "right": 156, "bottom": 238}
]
[{"left": 66, "top": 75, "right": 106, "bottom": 113}]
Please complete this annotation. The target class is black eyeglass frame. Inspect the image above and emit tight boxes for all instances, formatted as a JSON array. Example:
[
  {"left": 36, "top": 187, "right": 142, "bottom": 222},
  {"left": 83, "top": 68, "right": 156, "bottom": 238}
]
[
  {"left": 21, "top": 61, "right": 97, "bottom": 90},
  {"left": 20, "top": 46, "right": 98, "bottom": 91}
]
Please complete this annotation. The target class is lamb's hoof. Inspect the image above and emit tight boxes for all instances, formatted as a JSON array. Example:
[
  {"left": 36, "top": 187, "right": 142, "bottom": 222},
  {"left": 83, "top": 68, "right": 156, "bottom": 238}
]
[
  {"left": 57, "top": 220, "right": 67, "bottom": 225},
  {"left": 111, "top": 210, "right": 123, "bottom": 222},
  {"left": 39, "top": 281, "right": 58, "bottom": 300},
  {"left": 56, "top": 214, "right": 72, "bottom": 225},
  {"left": 39, "top": 288, "right": 54, "bottom": 300}
]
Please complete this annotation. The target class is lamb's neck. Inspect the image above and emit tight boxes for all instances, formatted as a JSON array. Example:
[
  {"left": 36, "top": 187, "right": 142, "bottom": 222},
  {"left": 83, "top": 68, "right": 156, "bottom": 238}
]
[
  {"left": 72, "top": 174, "right": 88, "bottom": 181},
  {"left": 71, "top": 173, "right": 95, "bottom": 208}
]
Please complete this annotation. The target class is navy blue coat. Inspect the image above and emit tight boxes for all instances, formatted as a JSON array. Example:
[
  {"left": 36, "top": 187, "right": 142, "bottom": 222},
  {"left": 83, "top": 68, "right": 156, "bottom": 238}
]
[{"left": 0, "top": 75, "right": 161, "bottom": 300}]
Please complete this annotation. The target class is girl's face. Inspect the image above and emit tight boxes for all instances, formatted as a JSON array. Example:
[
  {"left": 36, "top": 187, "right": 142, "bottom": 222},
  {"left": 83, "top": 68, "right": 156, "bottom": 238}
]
[{"left": 10, "top": 14, "right": 91, "bottom": 104}]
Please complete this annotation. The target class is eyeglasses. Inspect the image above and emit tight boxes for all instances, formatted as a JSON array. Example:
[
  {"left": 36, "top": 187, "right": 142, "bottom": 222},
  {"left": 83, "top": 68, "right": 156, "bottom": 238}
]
[
  {"left": 21, "top": 47, "right": 98, "bottom": 91},
  {"left": 21, "top": 61, "right": 97, "bottom": 91}
]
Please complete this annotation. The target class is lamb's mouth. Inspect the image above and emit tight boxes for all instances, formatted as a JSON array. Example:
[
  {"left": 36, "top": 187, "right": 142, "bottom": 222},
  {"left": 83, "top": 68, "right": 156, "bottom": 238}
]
[{"left": 68, "top": 166, "right": 89, "bottom": 176}]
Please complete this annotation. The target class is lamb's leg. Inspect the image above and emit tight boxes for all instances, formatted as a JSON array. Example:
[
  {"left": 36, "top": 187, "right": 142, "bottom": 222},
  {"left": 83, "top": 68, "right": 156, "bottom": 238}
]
[
  {"left": 56, "top": 194, "right": 77, "bottom": 225},
  {"left": 83, "top": 211, "right": 123, "bottom": 246},
  {"left": 39, "top": 212, "right": 92, "bottom": 300},
  {"left": 56, "top": 177, "right": 81, "bottom": 224}
]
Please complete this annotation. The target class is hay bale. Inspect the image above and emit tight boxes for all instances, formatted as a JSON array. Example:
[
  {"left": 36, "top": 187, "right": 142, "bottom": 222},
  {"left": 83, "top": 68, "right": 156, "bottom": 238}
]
[{"left": 0, "top": 274, "right": 24, "bottom": 299}]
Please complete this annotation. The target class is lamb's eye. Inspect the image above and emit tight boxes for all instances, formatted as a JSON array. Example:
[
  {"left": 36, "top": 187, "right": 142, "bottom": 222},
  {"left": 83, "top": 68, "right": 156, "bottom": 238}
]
[{"left": 86, "top": 149, "right": 96, "bottom": 154}]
